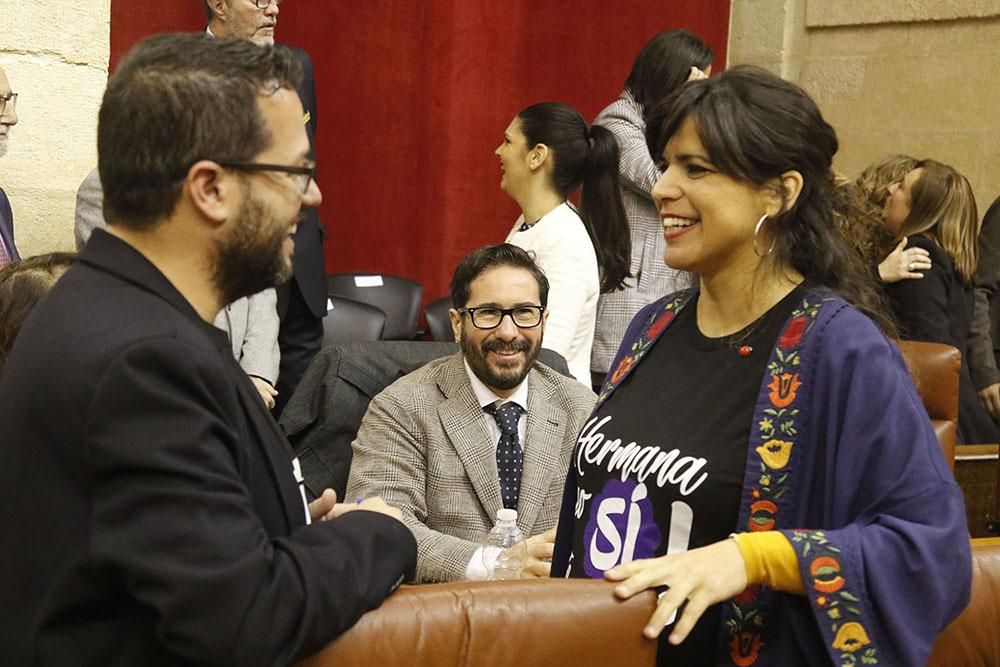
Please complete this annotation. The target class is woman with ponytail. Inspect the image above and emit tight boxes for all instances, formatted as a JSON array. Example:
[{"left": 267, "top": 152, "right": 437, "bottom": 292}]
[
  {"left": 590, "top": 29, "right": 714, "bottom": 383},
  {"left": 496, "top": 102, "right": 629, "bottom": 384}
]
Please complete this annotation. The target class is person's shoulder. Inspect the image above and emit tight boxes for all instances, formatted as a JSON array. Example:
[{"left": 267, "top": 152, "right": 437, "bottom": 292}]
[
  {"left": 281, "top": 44, "right": 313, "bottom": 68},
  {"left": 530, "top": 363, "right": 596, "bottom": 406},
  {"left": 593, "top": 90, "right": 639, "bottom": 126},
  {"left": 907, "top": 235, "right": 953, "bottom": 267},
  {"left": 807, "top": 291, "right": 897, "bottom": 359},
  {"left": 378, "top": 353, "right": 457, "bottom": 399}
]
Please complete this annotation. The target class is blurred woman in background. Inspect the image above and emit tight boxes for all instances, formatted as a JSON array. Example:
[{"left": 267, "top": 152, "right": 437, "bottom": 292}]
[
  {"left": 497, "top": 102, "right": 630, "bottom": 384},
  {"left": 881, "top": 159, "right": 998, "bottom": 443}
]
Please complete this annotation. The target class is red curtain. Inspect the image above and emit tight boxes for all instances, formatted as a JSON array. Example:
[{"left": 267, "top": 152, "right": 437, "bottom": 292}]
[{"left": 110, "top": 2, "right": 729, "bottom": 302}]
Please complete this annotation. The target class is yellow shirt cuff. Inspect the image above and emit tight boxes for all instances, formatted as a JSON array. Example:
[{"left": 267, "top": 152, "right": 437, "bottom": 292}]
[{"left": 732, "top": 531, "right": 805, "bottom": 595}]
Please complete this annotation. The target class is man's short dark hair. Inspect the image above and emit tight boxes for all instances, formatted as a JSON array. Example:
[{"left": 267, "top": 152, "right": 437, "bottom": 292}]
[
  {"left": 449, "top": 244, "right": 549, "bottom": 309},
  {"left": 98, "top": 33, "right": 302, "bottom": 229},
  {"left": 201, "top": 0, "right": 217, "bottom": 22}
]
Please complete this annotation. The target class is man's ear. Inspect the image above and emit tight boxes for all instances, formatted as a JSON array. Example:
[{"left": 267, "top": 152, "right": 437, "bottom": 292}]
[
  {"left": 529, "top": 144, "right": 550, "bottom": 172},
  {"left": 448, "top": 308, "right": 463, "bottom": 343},
  {"left": 767, "top": 170, "right": 804, "bottom": 216},
  {"left": 185, "top": 160, "right": 232, "bottom": 229},
  {"left": 208, "top": 0, "right": 229, "bottom": 19}
]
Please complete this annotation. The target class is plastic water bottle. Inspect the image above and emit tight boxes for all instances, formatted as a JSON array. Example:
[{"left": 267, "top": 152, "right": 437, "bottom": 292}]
[{"left": 484, "top": 508, "right": 527, "bottom": 580}]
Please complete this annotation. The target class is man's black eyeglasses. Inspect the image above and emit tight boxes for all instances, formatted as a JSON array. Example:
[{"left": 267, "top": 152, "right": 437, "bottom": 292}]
[
  {"left": 218, "top": 162, "right": 315, "bottom": 194},
  {"left": 0, "top": 92, "right": 17, "bottom": 117},
  {"left": 458, "top": 305, "right": 545, "bottom": 330}
]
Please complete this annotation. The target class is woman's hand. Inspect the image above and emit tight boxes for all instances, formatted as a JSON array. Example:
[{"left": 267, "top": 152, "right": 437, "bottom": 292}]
[
  {"left": 687, "top": 66, "right": 708, "bottom": 82},
  {"left": 878, "top": 237, "right": 932, "bottom": 283},
  {"left": 605, "top": 538, "right": 748, "bottom": 645}
]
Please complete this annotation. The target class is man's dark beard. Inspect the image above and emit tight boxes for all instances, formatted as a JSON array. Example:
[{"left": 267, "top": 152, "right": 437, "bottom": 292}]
[
  {"left": 213, "top": 189, "right": 294, "bottom": 305},
  {"left": 460, "top": 329, "right": 540, "bottom": 392}
]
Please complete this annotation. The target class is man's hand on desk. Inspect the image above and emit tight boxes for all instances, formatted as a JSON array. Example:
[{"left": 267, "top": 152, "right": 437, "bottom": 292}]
[
  {"left": 331, "top": 496, "right": 404, "bottom": 522},
  {"left": 521, "top": 527, "right": 557, "bottom": 578}
]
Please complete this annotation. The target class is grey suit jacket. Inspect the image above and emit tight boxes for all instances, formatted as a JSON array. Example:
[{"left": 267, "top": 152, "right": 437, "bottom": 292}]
[
  {"left": 346, "top": 353, "right": 596, "bottom": 583},
  {"left": 591, "top": 90, "right": 689, "bottom": 373},
  {"left": 74, "top": 167, "right": 280, "bottom": 384},
  {"left": 0, "top": 186, "right": 19, "bottom": 262}
]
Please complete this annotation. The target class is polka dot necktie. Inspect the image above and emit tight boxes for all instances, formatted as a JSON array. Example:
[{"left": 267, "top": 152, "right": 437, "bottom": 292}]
[{"left": 485, "top": 402, "right": 524, "bottom": 510}]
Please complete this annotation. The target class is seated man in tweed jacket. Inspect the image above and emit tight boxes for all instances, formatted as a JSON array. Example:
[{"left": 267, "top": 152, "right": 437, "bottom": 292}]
[{"left": 347, "top": 244, "right": 596, "bottom": 583}]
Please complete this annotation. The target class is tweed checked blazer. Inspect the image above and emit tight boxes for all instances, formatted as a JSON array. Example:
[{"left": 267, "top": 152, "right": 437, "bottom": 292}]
[
  {"left": 591, "top": 90, "right": 689, "bottom": 374},
  {"left": 346, "top": 353, "right": 596, "bottom": 583}
]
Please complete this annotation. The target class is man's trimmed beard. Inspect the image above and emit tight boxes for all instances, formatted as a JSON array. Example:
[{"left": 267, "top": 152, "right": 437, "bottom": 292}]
[
  {"left": 460, "top": 325, "right": 541, "bottom": 392},
  {"left": 213, "top": 183, "right": 294, "bottom": 306}
]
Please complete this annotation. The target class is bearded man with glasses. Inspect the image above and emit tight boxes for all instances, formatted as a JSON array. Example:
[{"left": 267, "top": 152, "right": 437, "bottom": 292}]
[
  {"left": 76, "top": 0, "right": 328, "bottom": 411},
  {"left": 0, "top": 35, "right": 416, "bottom": 665},
  {"left": 346, "top": 243, "right": 596, "bottom": 583}
]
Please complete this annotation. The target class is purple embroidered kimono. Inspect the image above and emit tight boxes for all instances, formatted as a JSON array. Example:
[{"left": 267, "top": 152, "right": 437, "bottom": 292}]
[{"left": 552, "top": 288, "right": 971, "bottom": 666}]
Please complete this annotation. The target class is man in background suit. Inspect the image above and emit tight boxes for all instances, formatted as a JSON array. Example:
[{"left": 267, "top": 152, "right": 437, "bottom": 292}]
[
  {"left": 347, "top": 244, "right": 596, "bottom": 583},
  {"left": 204, "top": 0, "right": 329, "bottom": 414},
  {"left": 0, "top": 35, "right": 414, "bottom": 664},
  {"left": 971, "top": 195, "right": 1000, "bottom": 418},
  {"left": 0, "top": 63, "right": 21, "bottom": 267}
]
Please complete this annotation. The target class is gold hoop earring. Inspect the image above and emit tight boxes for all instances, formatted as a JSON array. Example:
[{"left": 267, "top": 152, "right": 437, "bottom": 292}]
[{"left": 753, "top": 214, "right": 776, "bottom": 258}]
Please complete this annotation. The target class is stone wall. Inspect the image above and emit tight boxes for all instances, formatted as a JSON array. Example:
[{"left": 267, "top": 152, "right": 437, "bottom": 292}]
[
  {"left": 0, "top": 0, "right": 110, "bottom": 255},
  {"left": 730, "top": 0, "right": 1000, "bottom": 212}
]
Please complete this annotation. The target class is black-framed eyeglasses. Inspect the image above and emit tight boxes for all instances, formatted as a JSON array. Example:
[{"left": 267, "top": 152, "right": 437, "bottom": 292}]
[
  {"left": 458, "top": 305, "right": 545, "bottom": 329},
  {"left": 218, "top": 162, "right": 315, "bottom": 194},
  {"left": 0, "top": 92, "right": 17, "bottom": 117},
  {"left": 253, "top": 0, "right": 283, "bottom": 8}
]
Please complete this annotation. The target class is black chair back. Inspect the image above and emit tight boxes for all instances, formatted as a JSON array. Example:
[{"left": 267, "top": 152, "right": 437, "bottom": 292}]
[
  {"left": 424, "top": 296, "right": 454, "bottom": 342},
  {"left": 326, "top": 273, "right": 423, "bottom": 340},
  {"left": 322, "top": 297, "right": 386, "bottom": 346}
]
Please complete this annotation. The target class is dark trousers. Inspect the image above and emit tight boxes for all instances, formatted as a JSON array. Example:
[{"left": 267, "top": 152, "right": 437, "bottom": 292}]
[{"left": 274, "top": 282, "right": 324, "bottom": 417}]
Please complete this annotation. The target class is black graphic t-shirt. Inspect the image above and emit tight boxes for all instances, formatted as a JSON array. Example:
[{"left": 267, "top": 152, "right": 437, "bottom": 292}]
[{"left": 565, "top": 286, "right": 804, "bottom": 665}]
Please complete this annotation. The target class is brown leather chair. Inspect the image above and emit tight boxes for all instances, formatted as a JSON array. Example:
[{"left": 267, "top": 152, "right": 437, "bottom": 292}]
[
  {"left": 300, "top": 579, "right": 658, "bottom": 666},
  {"left": 927, "top": 538, "right": 1000, "bottom": 666},
  {"left": 302, "top": 541, "right": 1000, "bottom": 666},
  {"left": 897, "top": 340, "right": 960, "bottom": 469}
]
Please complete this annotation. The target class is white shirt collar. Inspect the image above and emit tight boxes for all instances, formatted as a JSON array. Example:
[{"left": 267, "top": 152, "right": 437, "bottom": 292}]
[
  {"left": 206, "top": 26, "right": 216, "bottom": 38},
  {"left": 464, "top": 359, "right": 528, "bottom": 412}
]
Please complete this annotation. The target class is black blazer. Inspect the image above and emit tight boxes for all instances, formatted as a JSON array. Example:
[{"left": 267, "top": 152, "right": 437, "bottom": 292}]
[
  {"left": 0, "top": 230, "right": 415, "bottom": 665},
  {"left": 282, "top": 46, "right": 328, "bottom": 319},
  {"left": 885, "top": 235, "right": 999, "bottom": 444},
  {"left": 0, "top": 185, "right": 20, "bottom": 261}
]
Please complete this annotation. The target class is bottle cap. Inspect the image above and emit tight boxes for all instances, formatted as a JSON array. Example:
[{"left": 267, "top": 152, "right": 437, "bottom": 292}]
[{"left": 496, "top": 508, "right": 518, "bottom": 522}]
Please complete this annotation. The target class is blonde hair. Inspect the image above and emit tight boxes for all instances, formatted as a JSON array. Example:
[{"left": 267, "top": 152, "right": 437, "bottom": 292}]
[
  {"left": 897, "top": 160, "right": 980, "bottom": 285},
  {"left": 856, "top": 154, "right": 919, "bottom": 211}
]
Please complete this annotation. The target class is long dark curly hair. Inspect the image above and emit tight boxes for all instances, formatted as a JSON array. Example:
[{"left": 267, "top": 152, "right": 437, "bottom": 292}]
[{"left": 645, "top": 66, "right": 896, "bottom": 334}]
